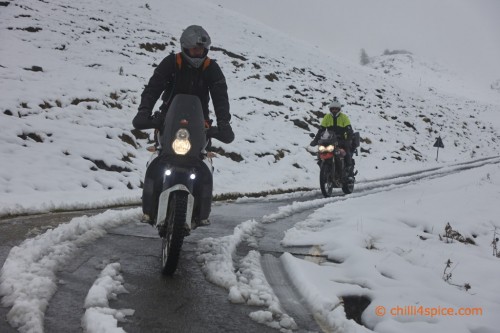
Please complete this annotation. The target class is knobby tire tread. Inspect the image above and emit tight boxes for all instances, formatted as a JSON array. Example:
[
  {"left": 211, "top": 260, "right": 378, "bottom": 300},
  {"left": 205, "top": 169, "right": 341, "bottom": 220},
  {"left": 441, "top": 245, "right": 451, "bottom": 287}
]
[
  {"left": 320, "top": 163, "right": 333, "bottom": 198},
  {"left": 163, "top": 192, "right": 187, "bottom": 275}
]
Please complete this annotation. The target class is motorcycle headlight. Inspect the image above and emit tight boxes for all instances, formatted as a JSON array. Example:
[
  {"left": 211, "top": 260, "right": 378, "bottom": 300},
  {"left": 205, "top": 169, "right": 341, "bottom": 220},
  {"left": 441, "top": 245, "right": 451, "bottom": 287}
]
[
  {"left": 172, "top": 128, "right": 191, "bottom": 155},
  {"left": 318, "top": 145, "right": 334, "bottom": 153}
]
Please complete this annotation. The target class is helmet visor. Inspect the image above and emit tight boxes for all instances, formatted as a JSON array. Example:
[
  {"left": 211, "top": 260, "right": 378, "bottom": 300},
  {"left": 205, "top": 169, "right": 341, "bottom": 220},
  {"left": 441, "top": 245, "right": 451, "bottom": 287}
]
[{"left": 186, "top": 46, "right": 208, "bottom": 58}]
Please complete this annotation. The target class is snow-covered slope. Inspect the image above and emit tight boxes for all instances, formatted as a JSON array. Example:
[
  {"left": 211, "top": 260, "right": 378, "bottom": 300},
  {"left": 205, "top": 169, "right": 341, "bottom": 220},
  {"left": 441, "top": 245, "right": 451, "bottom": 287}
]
[{"left": 1, "top": 0, "right": 499, "bottom": 216}]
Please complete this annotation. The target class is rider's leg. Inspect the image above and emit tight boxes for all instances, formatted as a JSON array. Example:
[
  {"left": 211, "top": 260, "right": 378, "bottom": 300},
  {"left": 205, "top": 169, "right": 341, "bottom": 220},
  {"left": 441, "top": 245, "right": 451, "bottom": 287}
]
[
  {"left": 195, "top": 161, "right": 213, "bottom": 226},
  {"left": 141, "top": 157, "right": 162, "bottom": 223},
  {"left": 343, "top": 147, "right": 354, "bottom": 178}
]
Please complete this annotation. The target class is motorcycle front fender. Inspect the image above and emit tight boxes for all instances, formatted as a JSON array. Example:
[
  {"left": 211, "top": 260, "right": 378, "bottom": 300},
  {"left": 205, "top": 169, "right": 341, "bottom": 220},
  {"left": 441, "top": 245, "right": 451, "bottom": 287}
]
[
  {"left": 320, "top": 158, "right": 333, "bottom": 168},
  {"left": 321, "top": 159, "right": 336, "bottom": 179},
  {"left": 155, "top": 184, "right": 195, "bottom": 232}
]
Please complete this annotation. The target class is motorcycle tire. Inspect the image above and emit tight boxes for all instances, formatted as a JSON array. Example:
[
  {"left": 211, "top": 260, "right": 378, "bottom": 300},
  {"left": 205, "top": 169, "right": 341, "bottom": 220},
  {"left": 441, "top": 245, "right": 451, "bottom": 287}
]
[
  {"left": 319, "top": 163, "right": 334, "bottom": 197},
  {"left": 161, "top": 191, "right": 188, "bottom": 275}
]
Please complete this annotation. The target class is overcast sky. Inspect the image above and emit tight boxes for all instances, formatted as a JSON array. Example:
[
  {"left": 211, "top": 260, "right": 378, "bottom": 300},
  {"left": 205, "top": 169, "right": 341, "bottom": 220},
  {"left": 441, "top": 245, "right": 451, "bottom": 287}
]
[{"left": 205, "top": 0, "right": 500, "bottom": 88}]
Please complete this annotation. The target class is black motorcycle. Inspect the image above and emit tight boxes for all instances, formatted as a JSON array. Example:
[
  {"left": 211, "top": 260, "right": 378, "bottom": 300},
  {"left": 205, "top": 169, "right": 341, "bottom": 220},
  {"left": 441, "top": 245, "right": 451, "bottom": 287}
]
[
  {"left": 310, "top": 130, "right": 359, "bottom": 197},
  {"left": 152, "top": 94, "right": 217, "bottom": 275}
]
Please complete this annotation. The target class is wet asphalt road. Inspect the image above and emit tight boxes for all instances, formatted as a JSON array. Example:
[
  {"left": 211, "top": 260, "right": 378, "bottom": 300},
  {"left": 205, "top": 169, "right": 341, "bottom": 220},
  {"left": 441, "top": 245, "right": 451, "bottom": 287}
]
[{"left": 0, "top": 196, "right": 324, "bottom": 333}]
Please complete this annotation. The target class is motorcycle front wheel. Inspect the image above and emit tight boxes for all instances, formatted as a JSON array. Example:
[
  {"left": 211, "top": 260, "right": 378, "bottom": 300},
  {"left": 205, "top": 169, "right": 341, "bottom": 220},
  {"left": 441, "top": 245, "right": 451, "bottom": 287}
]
[
  {"left": 161, "top": 191, "right": 188, "bottom": 275},
  {"left": 319, "top": 163, "right": 334, "bottom": 197}
]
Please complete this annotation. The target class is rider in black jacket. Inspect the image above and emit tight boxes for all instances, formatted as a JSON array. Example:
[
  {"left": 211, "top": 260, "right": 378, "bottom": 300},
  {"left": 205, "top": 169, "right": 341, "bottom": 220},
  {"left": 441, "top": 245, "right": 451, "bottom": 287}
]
[{"left": 132, "top": 25, "right": 234, "bottom": 225}]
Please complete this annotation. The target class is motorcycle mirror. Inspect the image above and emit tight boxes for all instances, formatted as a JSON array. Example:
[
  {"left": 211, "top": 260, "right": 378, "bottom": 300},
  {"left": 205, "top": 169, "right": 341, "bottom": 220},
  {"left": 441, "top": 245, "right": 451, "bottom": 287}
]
[{"left": 309, "top": 133, "right": 315, "bottom": 138}]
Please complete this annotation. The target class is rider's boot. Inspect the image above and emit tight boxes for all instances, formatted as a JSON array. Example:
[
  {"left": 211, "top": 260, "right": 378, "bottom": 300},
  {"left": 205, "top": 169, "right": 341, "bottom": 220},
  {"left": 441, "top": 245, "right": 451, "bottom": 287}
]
[
  {"left": 194, "top": 194, "right": 212, "bottom": 228},
  {"left": 140, "top": 213, "right": 154, "bottom": 226},
  {"left": 192, "top": 185, "right": 211, "bottom": 230},
  {"left": 195, "top": 218, "right": 211, "bottom": 227},
  {"left": 193, "top": 165, "right": 213, "bottom": 229}
]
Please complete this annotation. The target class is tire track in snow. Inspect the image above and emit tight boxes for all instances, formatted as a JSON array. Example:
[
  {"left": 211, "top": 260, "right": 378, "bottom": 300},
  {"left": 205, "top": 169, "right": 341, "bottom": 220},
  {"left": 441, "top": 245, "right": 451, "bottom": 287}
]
[{"left": 0, "top": 209, "right": 139, "bottom": 333}]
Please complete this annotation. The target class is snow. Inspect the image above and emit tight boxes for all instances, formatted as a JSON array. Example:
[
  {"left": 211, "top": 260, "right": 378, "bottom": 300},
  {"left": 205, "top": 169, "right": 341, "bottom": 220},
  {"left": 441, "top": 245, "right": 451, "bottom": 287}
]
[
  {"left": 0, "top": 209, "right": 139, "bottom": 333},
  {"left": 280, "top": 163, "right": 500, "bottom": 332},
  {"left": 197, "top": 220, "right": 297, "bottom": 331},
  {"left": 82, "top": 262, "right": 135, "bottom": 333},
  {"left": 1, "top": 0, "right": 500, "bottom": 332}
]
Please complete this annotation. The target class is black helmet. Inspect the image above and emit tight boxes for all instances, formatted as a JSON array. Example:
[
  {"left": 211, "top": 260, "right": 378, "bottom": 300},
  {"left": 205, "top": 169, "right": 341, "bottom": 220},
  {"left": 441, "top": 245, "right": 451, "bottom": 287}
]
[{"left": 180, "top": 25, "right": 211, "bottom": 68}]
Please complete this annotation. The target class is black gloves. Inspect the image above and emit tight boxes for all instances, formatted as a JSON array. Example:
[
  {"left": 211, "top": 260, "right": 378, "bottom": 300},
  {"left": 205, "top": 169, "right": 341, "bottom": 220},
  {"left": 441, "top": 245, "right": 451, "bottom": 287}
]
[
  {"left": 217, "top": 121, "right": 235, "bottom": 144},
  {"left": 132, "top": 110, "right": 164, "bottom": 130},
  {"left": 207, "top": 121, "right": 234, "bottom": 144},
  {"left": 132, "top": 111, "right": 149, "bottom": 130},
  {"left": 149, "top": 111, "right": 164, "bottom": 129}
]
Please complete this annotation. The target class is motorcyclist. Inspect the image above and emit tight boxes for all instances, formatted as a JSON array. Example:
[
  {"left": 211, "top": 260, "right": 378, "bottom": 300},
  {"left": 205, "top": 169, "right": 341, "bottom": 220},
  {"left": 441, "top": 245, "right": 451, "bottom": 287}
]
[
  {"left": 132, "top": 25, "right": 234, "bottom": 225},
  {"left": 310, "top": 99, "right": 355, "bottom": 179}
]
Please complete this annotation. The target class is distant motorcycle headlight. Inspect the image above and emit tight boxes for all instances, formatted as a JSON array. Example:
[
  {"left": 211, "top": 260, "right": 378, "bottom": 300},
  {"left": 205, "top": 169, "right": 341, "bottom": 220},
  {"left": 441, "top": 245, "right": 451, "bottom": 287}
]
[
  {"left": 318, "top": 145, "right": 334, "bottom": 153},
  {"left": 172, "top": 128, "right": 191, "bottom": 155}
]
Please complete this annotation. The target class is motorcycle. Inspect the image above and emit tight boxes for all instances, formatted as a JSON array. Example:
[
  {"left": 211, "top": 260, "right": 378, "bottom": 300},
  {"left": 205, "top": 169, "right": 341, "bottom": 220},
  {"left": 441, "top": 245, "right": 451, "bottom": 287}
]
[
  {"left": 310, "top": 130, "right": 359, "bottom": 197},
  {"left": 152, "top": 94, "right": 217, "bottom": 275}
]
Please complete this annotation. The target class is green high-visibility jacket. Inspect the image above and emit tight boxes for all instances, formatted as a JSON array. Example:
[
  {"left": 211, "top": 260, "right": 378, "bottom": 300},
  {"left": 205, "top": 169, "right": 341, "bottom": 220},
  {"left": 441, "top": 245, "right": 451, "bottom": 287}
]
[{"left": 320, "top": 112, "right": 352, "bottom": 140}]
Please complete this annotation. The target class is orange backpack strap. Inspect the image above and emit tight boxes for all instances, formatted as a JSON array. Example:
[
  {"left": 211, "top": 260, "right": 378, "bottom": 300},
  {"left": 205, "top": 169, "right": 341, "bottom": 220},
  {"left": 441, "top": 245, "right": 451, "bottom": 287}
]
[
  {"left": 176, "top": 53, "right": 211, "bottom": 71},
  {"left": 202, "top": 57, "right": 211, "bottom": 71},
  {"left": 176, "top": 53, "right": 183, "bottom": 70}
]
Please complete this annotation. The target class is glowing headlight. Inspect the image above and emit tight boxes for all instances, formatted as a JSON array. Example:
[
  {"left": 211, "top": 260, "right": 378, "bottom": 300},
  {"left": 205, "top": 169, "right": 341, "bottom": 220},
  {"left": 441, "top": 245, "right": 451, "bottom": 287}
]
[
  {"left": 172, "top": 128, "right": 191, "bottom": 155},
  {"left": 318, "top": 145, "right": 334, "bottom": 153}
]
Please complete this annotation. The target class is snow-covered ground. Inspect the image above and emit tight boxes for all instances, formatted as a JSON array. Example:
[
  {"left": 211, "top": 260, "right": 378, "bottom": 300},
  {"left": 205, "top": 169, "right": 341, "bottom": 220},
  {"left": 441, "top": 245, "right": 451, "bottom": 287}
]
[
  {"left": 1, "top": 0, "right": 499, "bottom": 216},
  {"left": 198, "top": 158, "right": 500, "bottom": 332},
  {"left": 1, "top": 0, "right": 500, "bottom": 332}
]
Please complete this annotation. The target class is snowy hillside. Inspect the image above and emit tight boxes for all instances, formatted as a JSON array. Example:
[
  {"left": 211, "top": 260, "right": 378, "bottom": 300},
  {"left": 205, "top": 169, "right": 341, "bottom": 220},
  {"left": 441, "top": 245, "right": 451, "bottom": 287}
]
[{"left": 1, "top": 0, "right": 500, "bottom": 216}]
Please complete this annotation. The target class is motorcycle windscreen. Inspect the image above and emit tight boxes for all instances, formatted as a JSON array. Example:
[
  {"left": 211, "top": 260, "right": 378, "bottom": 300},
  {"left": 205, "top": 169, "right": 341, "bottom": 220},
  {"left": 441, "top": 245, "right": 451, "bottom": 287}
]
[
  {"left": 318, "top": 128, "right": 337, "bottom": 145},
  {"left": 159, "top": 94, "right": 207, "bottom": 157}
]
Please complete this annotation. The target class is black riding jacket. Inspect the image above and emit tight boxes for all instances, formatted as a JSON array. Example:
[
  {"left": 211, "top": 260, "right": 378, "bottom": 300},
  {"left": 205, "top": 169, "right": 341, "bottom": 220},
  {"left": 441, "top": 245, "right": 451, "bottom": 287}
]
[{"left": 134, "top": 53, "right": 230, "bottom": 129}]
